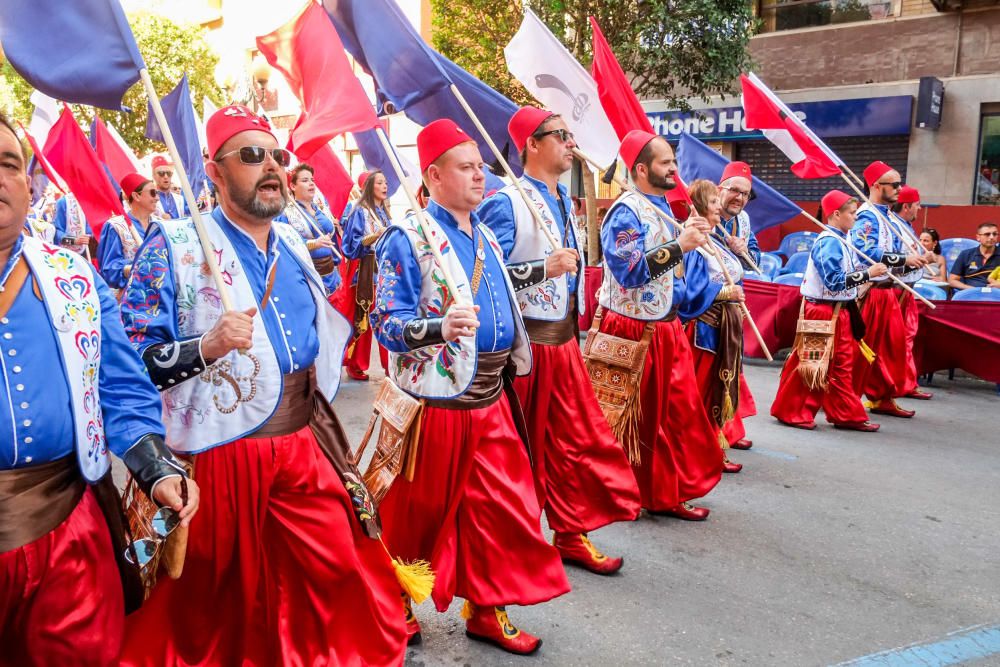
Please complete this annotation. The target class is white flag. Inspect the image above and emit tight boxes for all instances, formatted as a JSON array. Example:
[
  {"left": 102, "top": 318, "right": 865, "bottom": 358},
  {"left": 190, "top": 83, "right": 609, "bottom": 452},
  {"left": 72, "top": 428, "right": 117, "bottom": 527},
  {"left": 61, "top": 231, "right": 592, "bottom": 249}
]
[
  {"left": 504, "top": 8, "right": 620, "bottom": 167},
  {"left": 105, "top": 121, "right": 143, "bottom": 172},
  {"left": 28, "top": 90, "right": 60, "bottom": 146}
]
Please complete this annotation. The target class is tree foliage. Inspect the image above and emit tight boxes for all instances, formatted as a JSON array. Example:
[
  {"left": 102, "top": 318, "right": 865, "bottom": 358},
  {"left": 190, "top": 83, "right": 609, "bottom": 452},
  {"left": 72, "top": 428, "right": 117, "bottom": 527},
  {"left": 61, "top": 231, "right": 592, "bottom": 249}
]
[
  {"left": 0, "top": 12, "right": 222, "bottom": 156},
  {"left": 429, "top": 0, "right": 758, "bottom": 111}
]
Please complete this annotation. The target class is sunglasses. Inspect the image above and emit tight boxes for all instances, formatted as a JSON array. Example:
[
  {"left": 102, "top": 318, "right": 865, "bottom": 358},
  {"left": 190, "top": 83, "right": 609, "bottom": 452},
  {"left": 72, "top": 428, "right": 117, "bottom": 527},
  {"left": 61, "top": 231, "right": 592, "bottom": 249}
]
[
  {"left": 216, "top": 146, "right": 292, "bottom": 167},
  {"left": 124, "top": 505, "right": 181, "bottom": 568},
  {"left": 877, "top": 181, "right": 902, "bottom": 189},
  {"left": 155, "top": 170, "right": 173, "bottom": 178},
  {"left": 533, "top": 128, "right": 575, "bottom": 143}
]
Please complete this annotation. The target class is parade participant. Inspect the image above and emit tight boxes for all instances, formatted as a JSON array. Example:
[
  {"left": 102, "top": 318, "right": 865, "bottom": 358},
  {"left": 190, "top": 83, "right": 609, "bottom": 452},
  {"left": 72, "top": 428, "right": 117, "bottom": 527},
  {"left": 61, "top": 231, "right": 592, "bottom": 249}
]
[
  {"left": 850, "top": 161, "right": 926, "bottom": 419},
  {"left": 679, "top": 179, "right": 750, "bottom": 474},
  {"left": 342, "top": 168, "right": 391, "bottom": 380},
  {"left": 889, "top": 186, "right": 932, "bottom": 399},
  {"left": 275, "top": 162, "right": 342, "bottom": 297},
  {"left": 478, "top": 106, "right": 640, "bottom": 575},
  {"left": 371, "top": 119, "right": 570, "bottom": 655},
  {"left": 0, "top": 112, "right": 198, "bottom": 665},
  {"left": 52, "top": 191, "right": 94, "bottom": 256},
  {"left": 594, "top": 130, "right": 723, "bottom": 521},
  {"left": 772, "top": 191, "right": 886, "bottom": 432},
  {"left": 949, "top": 221, "right": 1000, "bottom": 289},
  {"left": 23, "top": 207, "right": 55, "bottom": 242},
  {"left": 713, "top": 161, "right": 759, "bottom": 450},
  {"left": 717, "top": 161, "right": 761, "bottom": 270},
  {"left": 96, "top": 172, "right": 158, "bottom": 299},
  {"left": 151, "top": 155, "right": 188, "bottom": 220},
  {"left": 119, "top": 105, "right": 407, "bottom": 666}
]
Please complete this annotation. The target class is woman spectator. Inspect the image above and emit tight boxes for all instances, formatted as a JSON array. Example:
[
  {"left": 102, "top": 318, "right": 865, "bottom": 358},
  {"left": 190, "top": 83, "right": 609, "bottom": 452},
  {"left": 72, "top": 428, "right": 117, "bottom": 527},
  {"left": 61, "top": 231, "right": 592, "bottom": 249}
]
[{"left": 919, "top": 229, "right": 947, "bottom": 282}]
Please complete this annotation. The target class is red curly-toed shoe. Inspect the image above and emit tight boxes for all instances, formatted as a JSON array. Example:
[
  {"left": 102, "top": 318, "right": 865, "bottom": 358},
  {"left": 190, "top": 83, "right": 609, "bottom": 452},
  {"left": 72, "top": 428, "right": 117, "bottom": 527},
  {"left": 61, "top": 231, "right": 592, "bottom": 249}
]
[
  {"left": 650, "top": 502, "right": 711, "bottom": 521},
  {"left": 905, "top": 389, "right": 933, "bottom": 400},
  {"left": 464, "top": 603, "right": 542, "bottom": 655},
  {"left": 869, "top": 399, "right": 915, "bottom": 418},
  {"left": 722, "top": 457, "right": 743, "bottom": 473},
  {"left": 730, "top": 438, "right": 753, "bottom": 450},
  {"left": 402, "top": 595, "right": 422, "bottom": 646},
  {"left": 553, "top": 532, "right": 624, "bottom": 575},
  {"left": 833, "top": 420, "right": 880, "bottom": 432},
  {"left": 346, "top": 367, "right": 369, "bottom": 381}
]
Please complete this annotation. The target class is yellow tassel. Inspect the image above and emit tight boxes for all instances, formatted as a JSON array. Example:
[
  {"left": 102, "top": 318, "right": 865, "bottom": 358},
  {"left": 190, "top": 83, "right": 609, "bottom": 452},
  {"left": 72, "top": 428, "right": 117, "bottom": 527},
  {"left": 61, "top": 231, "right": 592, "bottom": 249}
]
[
  {"left": 717, "top": 429, "right": 729, "bottom": 450},
  {"left": 461, "top": 600, "right": 475, "bottom": 620},
  {"left": 380, "top": 538, "right": 435, "bottom": 605},
  {"left": 721, "top": 390, "right": 735, "bottom": 425},
  {"left": 858, "top": 340, "right": 876, "bottom": 364}
]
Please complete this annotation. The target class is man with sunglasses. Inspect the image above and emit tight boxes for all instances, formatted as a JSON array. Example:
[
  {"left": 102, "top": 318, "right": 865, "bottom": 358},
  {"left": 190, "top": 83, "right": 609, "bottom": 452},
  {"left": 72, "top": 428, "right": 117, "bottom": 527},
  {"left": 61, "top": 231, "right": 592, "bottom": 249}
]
[
  {"left": 478, "top": 106, "right": 640, "bottom": 577},
  {"left": 717, "top": 161, "right": 761, "bottom": 271},
  {"left": 0, "top": 112, "right": 198, "bottom": 666},
  {"left": 150, "top": 155, "right": 189, "bottom": 220},
  {"left": 97, "top": 172, "right": 160, "bottom": 300},
  {"left": 850, "top": 161, "right": 928, "bottom": 419},
  {"left": 119, "top": 105, "right": 408, "bottom": 666},
  {"left": 371, "top": 118, "right": 570, "bottom": 655},
  {"left": 949, "top": 222, "right": 1000, "bottom": 290}
]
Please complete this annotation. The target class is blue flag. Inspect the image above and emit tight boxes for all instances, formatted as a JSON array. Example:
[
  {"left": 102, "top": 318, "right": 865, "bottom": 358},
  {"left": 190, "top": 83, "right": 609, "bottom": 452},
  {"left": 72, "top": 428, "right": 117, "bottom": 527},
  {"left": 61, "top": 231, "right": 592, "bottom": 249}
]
[
  {"left": 145, "top": 75, "right": 207, "bottom": 197},
  {"left": 0, "top": 0, "right": 145, "bottom": 110},
  {"left": 353, "top": 128, "right": 407, "bottom": 197},
  {"left": 323, "top": 0, "right": 521, "bottom": 174},
  {"left": 676, "top": 133, "right": 802, "bottom": 232}
]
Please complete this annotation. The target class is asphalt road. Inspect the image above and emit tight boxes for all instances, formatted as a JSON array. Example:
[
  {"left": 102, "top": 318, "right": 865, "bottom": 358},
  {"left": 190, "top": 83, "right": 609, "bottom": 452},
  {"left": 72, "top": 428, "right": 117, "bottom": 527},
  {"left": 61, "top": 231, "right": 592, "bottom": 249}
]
[{"left": 333, "top": 356, "right": 1000, "bottom": 667}]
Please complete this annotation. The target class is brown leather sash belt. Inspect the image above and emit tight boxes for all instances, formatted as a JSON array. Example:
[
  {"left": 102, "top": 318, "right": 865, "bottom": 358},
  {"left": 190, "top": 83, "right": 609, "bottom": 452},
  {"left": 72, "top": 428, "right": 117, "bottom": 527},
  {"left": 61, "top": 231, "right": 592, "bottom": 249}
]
[
  {"left": 871, "top": 281, "right": 895, "bottom": 289},
  {"left": 247, "top": 368, "right": 313, "bottom": 438},
  {"left": 312, "top": 255, "right": 337, "bottom": 277},
  {"left": 523, "top": 296, "right": 578, "bottom": 346},
  {"left": 0, "top": 455, "right": 85, "bottom": 552},
  {"left": 424, "top": 350, "right": 510, "bottom": 410}
]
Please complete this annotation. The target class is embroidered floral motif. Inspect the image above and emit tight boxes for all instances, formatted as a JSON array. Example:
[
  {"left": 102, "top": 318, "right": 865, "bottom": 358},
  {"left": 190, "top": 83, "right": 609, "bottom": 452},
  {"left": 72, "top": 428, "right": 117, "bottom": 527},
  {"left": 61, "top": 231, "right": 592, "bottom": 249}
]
[
  {"left": 344, "top": 472, "right": 377, "bottom": 524},
  {"left": 525, "top": 280, "right": 559, "bottom": 311},
  {"left": 122, "top": 236, "right": 170, "bottom": 346},
  {"left": 615, "top": 228, "right": 643, "bottom": 271}
]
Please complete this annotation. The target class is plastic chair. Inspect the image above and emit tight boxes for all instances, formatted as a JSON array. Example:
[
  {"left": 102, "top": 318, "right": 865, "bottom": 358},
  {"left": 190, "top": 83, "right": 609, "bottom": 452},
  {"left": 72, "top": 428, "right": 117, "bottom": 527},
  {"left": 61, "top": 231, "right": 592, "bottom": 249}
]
[
  {"left": 758, "top": 252, "right": 783, "bottom": 279},
  {"left": 951, "top": 287, "right": 1000, "bottom": 302},
  {"left": 780, "top": 251, "right": 810, "bottom": 275},
  {"left": 744, "top": 271, "right": 771, "bottom": 282},
  {"left": 777, "top": 231, "right": 819, "bottom": 259},
  {"left": 773, "top": 272, "right": 805, "bottom": 286},
  {"left": 912, "top": 282, "right": 948, "bottom": 301},
  {"left": 939, "top": 238, "right": 978, "bottom": 274}
]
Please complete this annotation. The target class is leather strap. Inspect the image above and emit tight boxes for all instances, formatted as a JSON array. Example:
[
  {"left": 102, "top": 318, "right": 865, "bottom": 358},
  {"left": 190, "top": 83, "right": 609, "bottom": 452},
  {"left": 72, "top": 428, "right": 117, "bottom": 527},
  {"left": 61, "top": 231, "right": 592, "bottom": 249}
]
[
  {"left": 0, "top": 256, "right": 28, "bottom": 319},
  {"left": 424, "top": 350, "right": 509, "bottom": 409},
  {"left": 261, "top": 258, "right": 278, "bottom": 311},
  {"left": 469, "top": 232, "right": 485, "bottom": 296}
]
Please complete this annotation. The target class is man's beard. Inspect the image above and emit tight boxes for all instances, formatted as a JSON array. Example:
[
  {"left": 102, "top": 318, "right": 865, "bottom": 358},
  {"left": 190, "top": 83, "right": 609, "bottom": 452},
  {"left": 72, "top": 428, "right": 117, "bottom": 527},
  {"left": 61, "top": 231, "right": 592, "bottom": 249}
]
[
  {"left": 234, "top": 174, "right": 287, "bottom": 219},
  {"left": 649, "top": 170, "right": 675, "bottom": 190}
]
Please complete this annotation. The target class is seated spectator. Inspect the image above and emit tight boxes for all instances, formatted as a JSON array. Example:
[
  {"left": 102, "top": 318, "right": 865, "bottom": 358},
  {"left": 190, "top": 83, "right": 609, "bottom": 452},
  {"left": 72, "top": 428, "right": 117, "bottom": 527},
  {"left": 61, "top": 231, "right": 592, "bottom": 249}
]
[
  {"left": 948, "top": 222, "right": 999, "bottom": 290},
  {"left": 919, "top": 229, "right": 947, "bottom": 281}
]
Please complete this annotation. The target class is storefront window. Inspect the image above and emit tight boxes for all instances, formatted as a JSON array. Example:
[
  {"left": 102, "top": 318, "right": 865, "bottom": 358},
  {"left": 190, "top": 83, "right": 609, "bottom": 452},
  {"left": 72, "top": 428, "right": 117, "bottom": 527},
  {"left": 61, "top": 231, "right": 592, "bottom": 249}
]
[
  {"left": 758, "top": 0, "right": 895, "bottom": 33},
  {"left": 975, "top": 114, "right": 1000, "bottom": 205}
]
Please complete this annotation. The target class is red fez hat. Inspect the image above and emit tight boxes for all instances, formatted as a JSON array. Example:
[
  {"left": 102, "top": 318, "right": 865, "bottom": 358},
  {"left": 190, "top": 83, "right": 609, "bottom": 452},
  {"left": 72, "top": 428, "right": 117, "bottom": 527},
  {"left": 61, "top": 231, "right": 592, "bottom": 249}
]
[
  {"left": 862, "top": 161, "right": 893, "bottom": 187},
  {"left": 508, "top": 106, "right": 554, "bottom": 153},
  {"left": 120, "top": 172, "right": 151, "bottom": 196},
  {"left": 721, "top": 161, "right": 752, "bottom": 184},
  {"left": 151, "top": 155, "right": 170, "bottom": 170},
  {"left": 357, "top": 171, "right": 370, "bottom": 189},
  {"left": 897, "top": 185, "right": 920, "bottom": 204},
  {"left": 206, "top": 105, "right": 276, "bottom": 159},
  {"left": 821, "top": 190, "right": 854, "bottom": 217},
  {"left": 417, "top": 119, "right": 475, "bottom": 173},
  {"left": 619, "top": 130, "right": 658, "bottom": 170}
]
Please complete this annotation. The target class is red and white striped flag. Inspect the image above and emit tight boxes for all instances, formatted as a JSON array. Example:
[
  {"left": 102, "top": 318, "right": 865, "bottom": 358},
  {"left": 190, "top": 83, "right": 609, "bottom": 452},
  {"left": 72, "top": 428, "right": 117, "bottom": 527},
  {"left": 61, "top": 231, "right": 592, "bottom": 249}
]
[{"left": 740, "top": 73, "right": 841, "bottom": 179}]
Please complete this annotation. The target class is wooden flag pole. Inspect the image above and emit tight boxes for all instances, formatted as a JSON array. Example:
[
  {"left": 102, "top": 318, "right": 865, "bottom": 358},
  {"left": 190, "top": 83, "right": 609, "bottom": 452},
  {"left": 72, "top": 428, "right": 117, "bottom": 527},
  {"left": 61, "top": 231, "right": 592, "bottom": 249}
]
[
  {"left": 140, "top": 69, "right": 235, "bottom": 312},
  {"left": 572, "top": 147, "right": 773, "bottom": 361},
  {"left": 799, "top": 210, "right": 936, "bottom": 309},
  {"left": 711, "top": 223, "right": 763, "bottom": 274},
  {"left": 373, "top": 126, "right": 466, "bottom": 305},
  {"left": 448, "top": 84, "right": 561, "bottom": 251}
]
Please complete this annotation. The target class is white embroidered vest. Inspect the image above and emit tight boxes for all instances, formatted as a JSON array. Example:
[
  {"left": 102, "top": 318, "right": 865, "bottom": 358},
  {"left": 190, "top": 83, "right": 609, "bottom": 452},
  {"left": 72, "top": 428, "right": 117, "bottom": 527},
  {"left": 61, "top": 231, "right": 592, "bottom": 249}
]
[
  {"left": 727, "top": 210, "right": 752, "bottom": 240},
  {"left": 283, "top": 201, "right": 322, "bottom": 239},
  {"left": 801, "top": 232, "right": 860, "bottom": 301},
  {"left": 21, "top": 238, "right": 109, "bottom": 481},
  {"left": 155, "top": 191, "right": 185, "bottom": 219},
  {"left": 155, "top": 216, "right": 350, "bottom": 453},
  {"left": 856, "top": 203, "right": 897, "bottom": 283},
  {"left": 598, "top": 192, "right": 676, "bottom": 320},
  {"left": 703, "top": 237, "right": 745, "bottom": 285},
  {"left": 65, "top": 194, "right": 87, "bottom": 236},
  {"left": 501, "top": 179, "right": 586, "bottom": 321},
  {"left": 387, "top": 213, "right": 531, "bottom": 399},
  {"left": 884, "top": 210, "right": 923, "bottom": 285}
]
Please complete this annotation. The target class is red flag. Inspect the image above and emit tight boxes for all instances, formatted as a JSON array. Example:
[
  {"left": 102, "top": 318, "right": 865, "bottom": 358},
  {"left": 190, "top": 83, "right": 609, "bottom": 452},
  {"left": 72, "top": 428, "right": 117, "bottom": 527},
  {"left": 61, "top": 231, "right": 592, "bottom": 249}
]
[
  {"left": 43, "top": 105, "right": 125, "bottom": 242},
  {"left": 92, "top": 116, "right": 140, "bottom": 184},
  {"left": 307, "top": 144, "right": 353, "bottom": 221},
  {"left": 19, "top": 123, "right": 66, "bottom": 193},
  {"left": 256, "top": 1, "right": 378, "bottom": 160},
  {"left": 589, "top": 16, "right": 654, "bottom": 139},
  {"left": 740, "top": 73, "right": 840, "bottom": 179}
]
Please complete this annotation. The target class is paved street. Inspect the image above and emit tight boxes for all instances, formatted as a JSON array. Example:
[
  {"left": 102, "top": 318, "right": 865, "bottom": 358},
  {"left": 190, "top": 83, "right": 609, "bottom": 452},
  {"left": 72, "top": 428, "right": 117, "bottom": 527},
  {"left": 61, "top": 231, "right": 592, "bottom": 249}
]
[{"left": 335, "top": 355, "right": 1000, "bottom": 667}]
